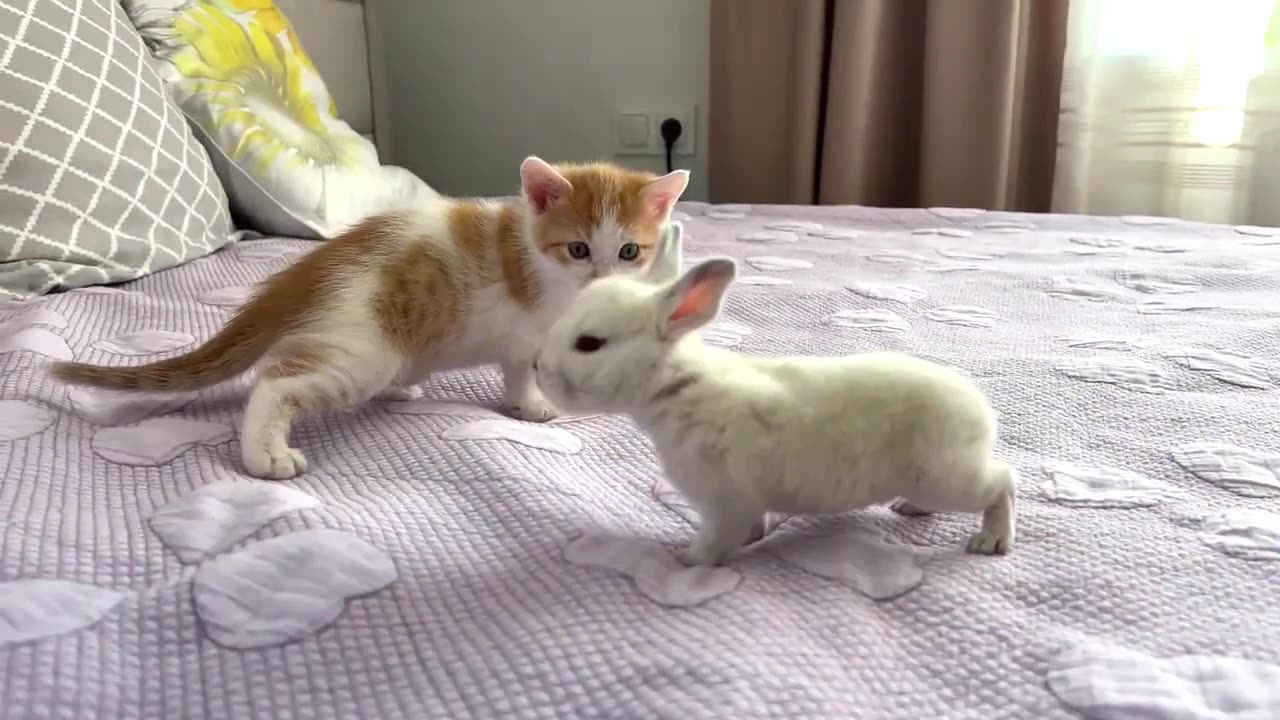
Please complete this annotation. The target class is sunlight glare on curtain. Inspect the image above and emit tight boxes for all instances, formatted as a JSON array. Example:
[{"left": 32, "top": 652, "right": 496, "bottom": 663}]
[{"left": 1054, "top": 0, "right": 1280, "bottom": 223}]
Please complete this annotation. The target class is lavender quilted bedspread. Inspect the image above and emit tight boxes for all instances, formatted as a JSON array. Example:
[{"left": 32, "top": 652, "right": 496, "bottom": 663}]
[{"left": 2, "top": 202, "right": 1279, "bottom": 719}]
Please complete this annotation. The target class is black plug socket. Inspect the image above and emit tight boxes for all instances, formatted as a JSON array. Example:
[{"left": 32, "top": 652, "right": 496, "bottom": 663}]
[{"left": 659, "top": 117, "right": 683, "bottom": 172}]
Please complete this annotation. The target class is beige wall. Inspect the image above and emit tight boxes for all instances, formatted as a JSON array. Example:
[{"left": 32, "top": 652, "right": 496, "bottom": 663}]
[{"left": 374, "top": 0, "right": 710, "bottom": 201}]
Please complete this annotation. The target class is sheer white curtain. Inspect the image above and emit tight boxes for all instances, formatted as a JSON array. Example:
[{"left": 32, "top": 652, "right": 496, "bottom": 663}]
[{"left": 1053, "top": 0, "right": 1280, "bottom": 224}]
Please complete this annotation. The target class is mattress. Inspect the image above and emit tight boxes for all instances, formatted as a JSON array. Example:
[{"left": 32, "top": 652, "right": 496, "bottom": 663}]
[{"left": 1, "top": 202, "right": 1279, "bottom": 719}]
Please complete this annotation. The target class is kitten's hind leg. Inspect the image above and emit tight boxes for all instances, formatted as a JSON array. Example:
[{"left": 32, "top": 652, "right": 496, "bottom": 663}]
[
  {"left": 241, "top": 347, "right": 401, "bottom": 479},
  {"left": 376, "top": 383, "right": 426, "bottom": 401},
  {"left": 377, "top": 386, "right": 424, "bottom": 401},
  {"left": 241, "top": 381, "right": 308, "bottom": 479},
  {"left": 377, "top": 368, "right": 433, "bottom": 401}
]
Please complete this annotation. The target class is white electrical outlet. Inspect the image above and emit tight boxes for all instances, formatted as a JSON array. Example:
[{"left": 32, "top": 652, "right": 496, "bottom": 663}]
[{"left": 614, "top": 106, "right": 697, "bottom": 157}]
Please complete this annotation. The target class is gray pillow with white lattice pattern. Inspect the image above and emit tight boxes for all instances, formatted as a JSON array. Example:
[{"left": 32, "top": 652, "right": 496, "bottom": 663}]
[{"left": 0, "top": 0, "right": 234, "bottom": 299}]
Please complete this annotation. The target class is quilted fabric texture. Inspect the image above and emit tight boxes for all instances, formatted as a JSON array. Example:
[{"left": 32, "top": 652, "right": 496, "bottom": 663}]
[
  {"left": 1045, "top": 641, "right": 1280, "bottom": 719},
  {"left": 119, "top": 0, "right": 436, "bottom": 239},
  {"left": 1, "top": 203, "right": 1279, "bottom": 718},
  {"left": 0, "top": 0, "right": 233, "bottom": 298}
]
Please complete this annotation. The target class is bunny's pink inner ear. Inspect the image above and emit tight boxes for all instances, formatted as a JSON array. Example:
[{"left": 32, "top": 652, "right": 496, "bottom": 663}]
[
  {"left": 521, "top": 156, "right": 573, "bottom": 214},
  {"left": 667, "top": 271, "right": 726, "bottom": 326},
  {"left": 643, "top": 170, "right": 690, "bottom": 220},
  {"left": 661, "top": 259, "right": 735, "bottom": 338}
]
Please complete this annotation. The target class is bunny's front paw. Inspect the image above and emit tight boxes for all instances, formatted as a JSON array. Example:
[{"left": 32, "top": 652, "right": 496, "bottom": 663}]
[
  {"left": 966, "top": 526, "right": 1015, "bottom": 555},
  {"left": 889, "top": 499, "right": 934, "bottom": 516},
  {"left": 675, "top": 545, "right": 718, "bottom": 567}
]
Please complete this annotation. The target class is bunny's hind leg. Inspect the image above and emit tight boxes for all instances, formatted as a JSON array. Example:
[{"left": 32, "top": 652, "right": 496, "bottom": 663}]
[
  {"left": 964, "top": 459, "right": 1017, "bottom": 554},
  {"left": 895, "top": 456, "right": 1018, "bottom": 555}
]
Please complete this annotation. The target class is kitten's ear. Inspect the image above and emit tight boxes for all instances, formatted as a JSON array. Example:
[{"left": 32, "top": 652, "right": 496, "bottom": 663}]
[
  {"left": 657, "top": 258, "right": 736, "bottom": 341},
  {"left": 644, "top": 221, "right": 684, "bottom": 283},
  {"left": 520, "top": 156, "right": 572, "bottom": 214},
  {"left": 641, "top": 169, "right": 690, "bottom": 221}
]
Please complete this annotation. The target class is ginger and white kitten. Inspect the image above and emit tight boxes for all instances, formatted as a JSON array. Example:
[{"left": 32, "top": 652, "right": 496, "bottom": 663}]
[
  {"left": 533, "top": 229, "right": 1018, "bottom": 566},
  {"left": 49, "top": 156, "right": 690, "bottom": 480}
]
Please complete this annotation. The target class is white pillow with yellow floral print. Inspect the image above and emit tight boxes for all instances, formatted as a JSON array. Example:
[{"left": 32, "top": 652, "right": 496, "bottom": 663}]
[{"left": 122, "top": 0, "right": 437, "bottom": 238}]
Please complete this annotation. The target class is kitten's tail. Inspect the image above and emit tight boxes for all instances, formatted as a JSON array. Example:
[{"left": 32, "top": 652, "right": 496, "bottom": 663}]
[
  {"left": 48, "top": 291, "right": 290, "bottom": 393},
  {"left": 48, "top": 213, "right": 400, "bottom": 393}
]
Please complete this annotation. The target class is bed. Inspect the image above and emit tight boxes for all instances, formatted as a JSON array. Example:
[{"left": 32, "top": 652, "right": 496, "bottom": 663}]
[
  {"left": 2, "top": 203, "right": 1279, "bottom": 718},
  {"left": 3, "top": 1, "right": 1280, "bottom": 717}
]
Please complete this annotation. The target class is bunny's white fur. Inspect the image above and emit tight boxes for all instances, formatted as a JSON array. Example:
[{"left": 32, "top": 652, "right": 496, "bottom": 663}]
[{"left": 534, "top": 223, "right": 1018, "bottom": 566}]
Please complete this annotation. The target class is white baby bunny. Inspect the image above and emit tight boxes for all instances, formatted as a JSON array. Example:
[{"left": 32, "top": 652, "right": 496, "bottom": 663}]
[{"left": 533, "top": 223, "right": 1018, "bottom": 566}]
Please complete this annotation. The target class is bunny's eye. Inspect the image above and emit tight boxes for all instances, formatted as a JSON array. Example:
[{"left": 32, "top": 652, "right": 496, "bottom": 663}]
[
  {"left": 567, "top": 241, "right": 591, "bottom": 260},
  {"left": 573, "top": 335, "right": 606, "bottom": 353}
]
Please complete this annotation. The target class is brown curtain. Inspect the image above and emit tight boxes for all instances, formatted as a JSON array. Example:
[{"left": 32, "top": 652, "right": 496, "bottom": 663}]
[{"left": 708, "top": 0, "right": 1070, "bottom": 211}]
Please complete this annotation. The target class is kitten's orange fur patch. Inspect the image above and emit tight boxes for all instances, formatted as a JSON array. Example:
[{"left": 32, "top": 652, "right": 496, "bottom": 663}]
[
  {"left": 375, "top": 240, "right": 462, "bottom": 356},
  {"left": 449, "top": 201, "right": 492, "bottom": 277},
  {"left": 497, "top": 204, "right": 540, "bottom": 308}
]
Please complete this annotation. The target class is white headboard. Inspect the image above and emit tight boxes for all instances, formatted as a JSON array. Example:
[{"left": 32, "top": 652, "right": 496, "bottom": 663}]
[{"left": 276, "top": 0, "right": 393, "bottom": 161}]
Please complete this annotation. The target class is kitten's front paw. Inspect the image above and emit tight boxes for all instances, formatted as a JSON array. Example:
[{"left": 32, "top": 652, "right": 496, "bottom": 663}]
[
  {"left": 965, "top": 529, "right": 1013, "bottom": 555},
  {"left": 377, "top": 384, "right": 424, "bottom": 401},
  {"left": 507, "top": 397, "right": 560, "bottom": 423},
  {"left": 243, "top": 446, "right": 308, "bottom": 480}
]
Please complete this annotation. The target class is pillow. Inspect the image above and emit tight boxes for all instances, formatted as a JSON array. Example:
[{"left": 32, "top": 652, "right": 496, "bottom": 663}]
[
  {"left": 0, "top": 0, "right": 235, "bottom": 299},
  {"left": 121, "top": 0, "right": 437, "bottom": 238}
]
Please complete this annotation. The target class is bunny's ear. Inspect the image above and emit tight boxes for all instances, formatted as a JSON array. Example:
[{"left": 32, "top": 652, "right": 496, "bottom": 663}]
[
  {"left": 644, "top": 221, "right": 684, "bottom": 283},
  {"left": 657, "top": 258, "right": 737, "bottom": 341}
]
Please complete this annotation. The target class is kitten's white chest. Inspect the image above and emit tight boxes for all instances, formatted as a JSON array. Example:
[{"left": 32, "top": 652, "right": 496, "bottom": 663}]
[{"left": 431, "top": 287, "right": 551, "bottom": 369}]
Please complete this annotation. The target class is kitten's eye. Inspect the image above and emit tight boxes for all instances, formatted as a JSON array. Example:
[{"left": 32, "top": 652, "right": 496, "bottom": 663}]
[
  {"left": 618, "top": 242, "right": 640, "bottom": 261},
  {"left": 573, "top": 335, "right": 606, "bottom": 353},
  {"left": 567, "top": 241, "right": 591, "bottom": 260}
]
